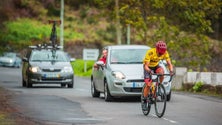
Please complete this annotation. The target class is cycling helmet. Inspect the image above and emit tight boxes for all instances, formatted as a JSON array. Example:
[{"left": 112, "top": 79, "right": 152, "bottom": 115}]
[{"left": 156, "top": 41, "right": 167, "bottom": 55}]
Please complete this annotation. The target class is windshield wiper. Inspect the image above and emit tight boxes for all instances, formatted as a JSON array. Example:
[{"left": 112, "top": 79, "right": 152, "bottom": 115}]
[
  {"left": 127, "top": 62, "right": 142, "bottom": 64},
  {"left": 114, "top": 62, "right": 127, "bottom": 64},
  {"left": 31, "top": 60, "right": 42, "bottom": 62}
]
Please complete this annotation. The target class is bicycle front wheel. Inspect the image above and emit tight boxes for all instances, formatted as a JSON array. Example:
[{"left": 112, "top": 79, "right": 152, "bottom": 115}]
[
  {"left": 141, "top": 84, "right": 151, "bottom": 116},
  {"left": 154, "top": 84, "right": 167, "bottom": 118}
]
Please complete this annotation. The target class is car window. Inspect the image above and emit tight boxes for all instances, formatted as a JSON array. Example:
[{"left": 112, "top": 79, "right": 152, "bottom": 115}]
[
  {"left": 30, "top": 50, "right": 68, "bottom": 62},
  {"left": 110, "top": 49, "right": 147, "bottom": 64},
  {"left": 3, "top": 52, "right": 16, "bottom": 58}
]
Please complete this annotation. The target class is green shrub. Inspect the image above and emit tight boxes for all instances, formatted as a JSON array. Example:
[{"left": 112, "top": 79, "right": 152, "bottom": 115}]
[
  {"left": 71, "top": 59, "right": 95, "bottom": 77},
  {"left": 2, "top": 18, "right": 84, "bottom": 45},
  {"left": 2, "top": 18, "right": 51, "bottom": 42},
  {"left": 192, "top": 81, "right": 203, "bottom": 92}
]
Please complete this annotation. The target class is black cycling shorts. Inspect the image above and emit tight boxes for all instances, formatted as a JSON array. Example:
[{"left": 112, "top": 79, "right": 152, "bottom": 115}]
[{"left": 143, "top": 64, "right": 162, "bottom": 79}]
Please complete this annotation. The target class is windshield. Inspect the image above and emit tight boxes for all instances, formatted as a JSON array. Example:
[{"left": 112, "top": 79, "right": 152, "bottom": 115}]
[
  {"left": 110, "top": 49, "right": 147, "bottom": 64},
  {"left": 30, "top": 50, "right": 69, "bottom": 62},
  {"left": 3, "top": 52, "right": 16, "bottom": 58}
]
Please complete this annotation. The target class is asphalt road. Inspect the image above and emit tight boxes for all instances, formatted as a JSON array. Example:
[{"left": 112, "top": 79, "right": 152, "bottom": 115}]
[{"left": 0, "top": 66, "right": 222, "bottom": 125}]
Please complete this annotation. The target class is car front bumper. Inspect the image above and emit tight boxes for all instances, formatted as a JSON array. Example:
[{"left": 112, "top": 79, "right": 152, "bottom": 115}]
[
  {"left": 108, "top": 79, "right": 171, "bottom": 97},
  {"left": 108, "top": 78, "right": 144, "bottom": 97},
  {"left": 28, "top": 72, "right": 74, "bottom": 84},
  {"left": 0, "top": 61, "right": 14, "bottom": 67}
]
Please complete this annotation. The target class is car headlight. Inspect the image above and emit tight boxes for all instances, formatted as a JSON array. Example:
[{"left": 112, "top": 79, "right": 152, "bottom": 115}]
[
  {"left": 62, "top": 67, "right": 73, "bottom": 73},
  {"left": 112, "top": 71, "right": 125, "bottom": 79},
  {"left": 29, "top": 66, "right": 40, "bottom": 73},
  {"left": 9, "top": 59, "right": 13, "bottom": 63}
]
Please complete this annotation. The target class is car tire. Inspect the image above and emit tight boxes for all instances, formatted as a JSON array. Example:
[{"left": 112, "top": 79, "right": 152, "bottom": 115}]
[
  {"left": 22, "top": 78, "right": 26, "bottom": 87},
  {"left": 17, "top": 63, "right": 21, "bottom": 68},
  {"left": 104, "top": 81, "right": 112, "bottom": 102},
  {"left": 67, "top": 78, "right": 74, "bottom": 88},
  {"left": 26, "top": 78, "right": 32, "bottom": 88},
  {"left": 167, "top": 90, "right": 171, "bottom": 101},
  {"left": 91, "top": 79, "right": 100, "bottom": 97},
  {"left": 61, "top": 84, "right": 66, "bottom": 87}
]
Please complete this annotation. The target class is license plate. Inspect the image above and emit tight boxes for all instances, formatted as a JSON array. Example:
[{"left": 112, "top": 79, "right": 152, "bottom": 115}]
[
  {"left": 125, "top": 82, "right": 144, "bottom": 88},
  {"left": 43, "top": 73, "right": 60, "bottom": 78},
  {"left": 132, "top": 82, "right": 144, "bottom": 87}
]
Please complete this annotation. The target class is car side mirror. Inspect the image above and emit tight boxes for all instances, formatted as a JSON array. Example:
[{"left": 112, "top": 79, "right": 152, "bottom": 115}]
[
  {"left": 96, "top": 61, "right": 104, "bottom": 66},
  {"left": 22, "top": 57, "right": 28, "bottom": 62},
  {"left": 96, "top": 61, "right": 105, "bottom": 70}
]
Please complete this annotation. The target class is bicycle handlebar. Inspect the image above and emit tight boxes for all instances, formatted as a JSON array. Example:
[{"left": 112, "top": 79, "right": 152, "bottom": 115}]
[{"left": 151, "top": 73, "right": 175, "bottom": 82}]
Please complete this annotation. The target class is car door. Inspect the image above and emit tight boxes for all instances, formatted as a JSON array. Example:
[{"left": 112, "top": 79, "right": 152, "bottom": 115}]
[{"left": 95, "top": 65, "right": 105, "bottom": 92}]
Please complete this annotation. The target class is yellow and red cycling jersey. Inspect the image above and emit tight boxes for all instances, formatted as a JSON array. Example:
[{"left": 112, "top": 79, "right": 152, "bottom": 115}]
[{"left": 143, "top": 48, "right": 171, "bottom": 67}]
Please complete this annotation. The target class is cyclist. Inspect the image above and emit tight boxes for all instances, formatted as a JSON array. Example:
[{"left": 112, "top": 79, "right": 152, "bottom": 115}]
[{"left": 142, "top": 41, "right": 174, "bottom": 109}]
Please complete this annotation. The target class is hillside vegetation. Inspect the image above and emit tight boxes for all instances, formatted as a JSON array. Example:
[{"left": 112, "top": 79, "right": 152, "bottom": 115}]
[{"left": 0, "top": 0, "right": 222, "bottom": 71}]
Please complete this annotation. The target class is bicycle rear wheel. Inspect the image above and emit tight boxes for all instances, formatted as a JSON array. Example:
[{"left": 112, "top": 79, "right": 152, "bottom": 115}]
[
  {"left": 154, "top": 84, "right": 167, "bottom": 118},
  {"left": 141, "top": 84, "right": 151, "bottom": 116}
]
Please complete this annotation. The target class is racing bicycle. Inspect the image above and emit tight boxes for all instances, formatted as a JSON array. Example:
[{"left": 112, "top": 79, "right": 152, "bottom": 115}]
[
  {"left": 141, "top": 73, "right": 174, "bottom": 118},
  {"left": 48, "top": 20, "right": 61, "bottom": 57}
]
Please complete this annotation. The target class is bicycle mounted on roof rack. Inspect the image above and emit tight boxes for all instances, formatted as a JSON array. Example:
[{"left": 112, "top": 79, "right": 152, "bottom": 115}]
[
  {"left": 48, "top": 20, "right": 62, "bottom": 57},
  {"left": 29, "top": 20, "right": 62, "bottom": 57},
  {"left": 49, "top": 20, "right": 61, "bottom": 48}
]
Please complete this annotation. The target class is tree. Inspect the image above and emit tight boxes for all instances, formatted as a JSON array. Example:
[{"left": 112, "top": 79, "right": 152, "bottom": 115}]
[{"left": 93, "top": 0, "right": 222, "bottom": 71}]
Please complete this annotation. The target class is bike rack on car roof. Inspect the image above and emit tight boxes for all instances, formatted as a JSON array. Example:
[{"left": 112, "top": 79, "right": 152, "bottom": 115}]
[{"left": 29, "top": 44, "right": 63, "bottom": 50}]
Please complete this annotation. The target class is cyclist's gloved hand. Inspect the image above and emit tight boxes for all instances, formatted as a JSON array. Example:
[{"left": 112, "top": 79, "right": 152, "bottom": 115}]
[
  {"left": 170, "top": 71, "right": 174, "bottom": 76},
  {"left": 148, "top": 70, "right": 154, "bottom": 75}
]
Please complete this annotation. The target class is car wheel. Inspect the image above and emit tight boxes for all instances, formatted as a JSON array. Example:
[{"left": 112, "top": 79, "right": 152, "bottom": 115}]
[
  {"left": 91, "top": 79, "right": 100, "bottom": 97},
  {"left": 67, "top": 78, "right": 74, "bottom": 88},
  {"left": 26, "top": 78, "right": 32, "bottom": 88},
  {"left": 104, "top": 81, "right": 112, "bottom": 102},
  {"left": 61, "top": 84, "right": 66, "bottom": 87},
  {"left": 167, "top": 90, "right": 171, "bottom": 101},
  {"left": 22, "top": 78, "right": 26, "bottom": 87},
  {"left": 13, "top": 62, "right": 17, "bottom": 68},
  {"left": 17, "top": 63, "right": 21, "bottom": 68}
]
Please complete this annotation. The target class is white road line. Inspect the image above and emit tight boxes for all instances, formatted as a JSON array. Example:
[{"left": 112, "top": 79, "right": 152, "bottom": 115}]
[
  {"left": 63, "top": 117, "right": 112, "bottom": 121},
  {"left": 163, "top": 117, "right": 178, "bottom": 124},
  {"left": 151, "top": 114, "right": 178, "bottom": 124}
]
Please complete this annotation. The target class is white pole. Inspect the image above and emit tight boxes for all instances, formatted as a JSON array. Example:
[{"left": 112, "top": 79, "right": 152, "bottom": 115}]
[
  {"left": 127, "top": 24, "right": 130, "bottom": 45},
  {"left": 60, "top": 0, "right": 64, "bottom": 50},
  {"left": 115, "top": 0, "right": 121, "bottom": 45}
]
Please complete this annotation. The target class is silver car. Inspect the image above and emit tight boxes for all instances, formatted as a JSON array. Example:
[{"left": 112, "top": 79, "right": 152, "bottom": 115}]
[
  {"left": 91, "top": 45, "right": 173, "bottom": 101},
  {"left": 22, "top": 46, "right": 75, "bottom": 88},
  {"left": 0, "top": 52, "right": 21, "bottom": 68},
  {"left": 91, "top": 45, "right": 147, "bottom": 101}
]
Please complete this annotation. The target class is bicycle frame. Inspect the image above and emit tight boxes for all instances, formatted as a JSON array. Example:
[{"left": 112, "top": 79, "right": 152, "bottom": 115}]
[
  {"left": 48, "top": 20, "right": 61, "bottom": 57},
  {"left": 151, "top": 73, "right": 173, "bottom": 96}
]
